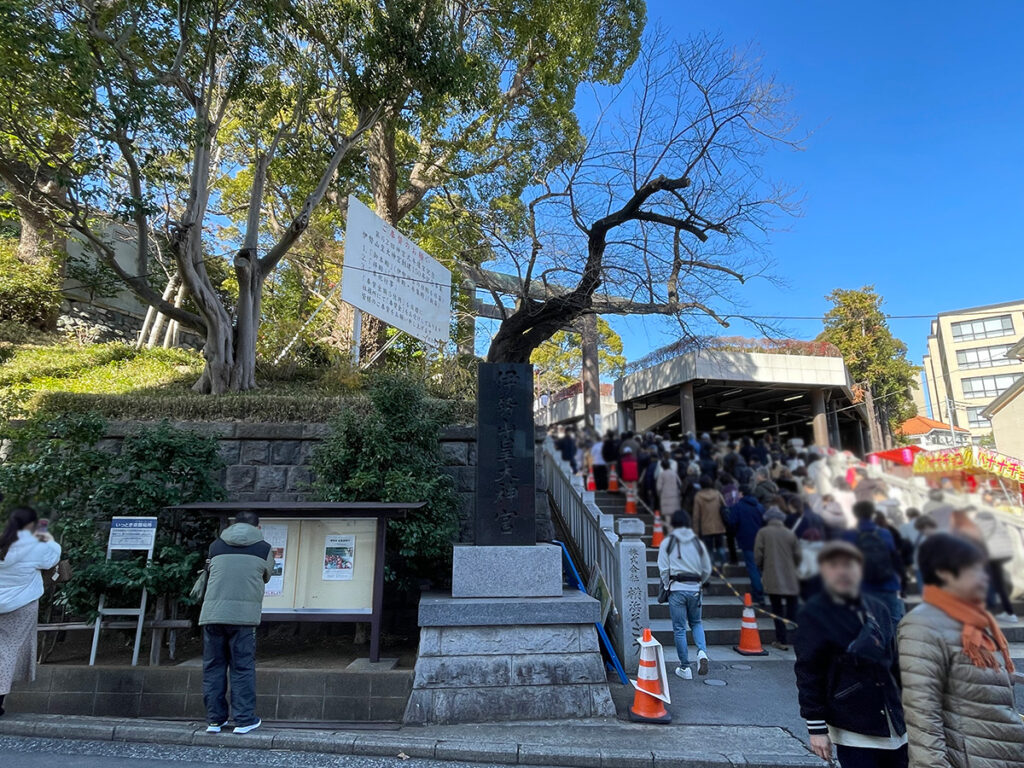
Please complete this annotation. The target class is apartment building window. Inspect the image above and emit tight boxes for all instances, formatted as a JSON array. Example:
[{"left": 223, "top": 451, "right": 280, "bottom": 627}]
[
  {"left": 961, "top": 372, "right": 1022, "bottom": 399},
  {"left": 966, "top": 406, "right": 991, "bottom": 429},
  {"left": 956, "top": 343, "right": 1015, "bottom": 369},
  {"left": 951, "top": 314, "right": 1014, "bottom": 342}
]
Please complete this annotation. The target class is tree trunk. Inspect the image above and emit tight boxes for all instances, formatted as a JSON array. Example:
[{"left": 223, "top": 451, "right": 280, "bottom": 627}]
[{"left": 579, "top": 314, "right": 601, "bottom": 426}]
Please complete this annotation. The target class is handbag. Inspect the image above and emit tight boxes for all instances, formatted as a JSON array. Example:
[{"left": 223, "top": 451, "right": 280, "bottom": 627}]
[{"left": 43, "top": 559, "right": 73, "bottom": 589}]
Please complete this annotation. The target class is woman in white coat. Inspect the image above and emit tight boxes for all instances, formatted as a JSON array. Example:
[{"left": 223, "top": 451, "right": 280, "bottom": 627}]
[{"left": 0, "top": 507, "right": 61, "bottom": 716}]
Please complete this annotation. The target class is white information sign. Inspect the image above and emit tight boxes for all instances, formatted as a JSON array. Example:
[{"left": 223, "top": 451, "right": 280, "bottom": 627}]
[
  {"left": 108, "top": 517, "right": 158, "bottom": 551},
  {"left": 322, "top": 534, "right": 355, "bottom": 581},
  {"left": 263, "top": 524, "right": 288, "bottom": 597},
  {"left": 341, "top": 195, "right": 452, "bottom": 344}
]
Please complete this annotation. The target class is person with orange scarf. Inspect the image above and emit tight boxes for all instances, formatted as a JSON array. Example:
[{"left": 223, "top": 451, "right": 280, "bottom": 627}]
[{"left": 898, "top": 533, "right": 1023, "bottom": 768}]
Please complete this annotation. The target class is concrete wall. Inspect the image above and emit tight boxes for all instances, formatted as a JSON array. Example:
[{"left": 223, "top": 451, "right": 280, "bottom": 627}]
[
  {"left": 101, "top": 421, "right": 552, "bottom": 545},
  {"left": 991, "top": 399, "right": 1024, "bottom": 461}
]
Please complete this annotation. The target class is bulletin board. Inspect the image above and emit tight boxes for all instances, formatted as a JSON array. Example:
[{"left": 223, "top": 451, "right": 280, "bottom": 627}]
[
  {"left": 260, "top": 517, "right": 378, "bottom": 615},
  {"left": 170, "top": 501, "right": 422, "bottom": 663}
]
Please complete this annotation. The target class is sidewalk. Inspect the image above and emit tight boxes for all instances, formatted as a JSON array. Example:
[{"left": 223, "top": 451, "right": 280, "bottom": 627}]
[{"left": 0, "top": 713, "right": 823, "bottom": 768}]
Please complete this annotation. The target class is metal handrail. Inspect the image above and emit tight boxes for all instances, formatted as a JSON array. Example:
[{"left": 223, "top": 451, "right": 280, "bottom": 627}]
[{"left": 543, "top": 440, "right": 622, "bottom": 613}]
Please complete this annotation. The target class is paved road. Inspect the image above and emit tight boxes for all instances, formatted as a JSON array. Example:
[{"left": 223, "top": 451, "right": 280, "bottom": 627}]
[
  {"left": 610, "top": 657, "right": 1024, "bottom": 745},
  {"left": 0, "top": 736, "right": 532, "bottom": 768}
]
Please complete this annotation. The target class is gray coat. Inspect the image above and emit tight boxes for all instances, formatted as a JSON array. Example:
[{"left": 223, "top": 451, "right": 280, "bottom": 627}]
[{"left": 899, "top": 602, "right": 1024, "bottom": 768}]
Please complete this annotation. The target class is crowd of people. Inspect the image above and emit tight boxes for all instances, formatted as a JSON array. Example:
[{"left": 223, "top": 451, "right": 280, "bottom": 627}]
[{"left": 556, "top": 425, "right": 1024, "bottom": 768}]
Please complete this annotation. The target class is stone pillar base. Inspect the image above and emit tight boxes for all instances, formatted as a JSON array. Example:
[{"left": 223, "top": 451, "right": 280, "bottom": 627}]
[
  {"left": 404, "top": 591, "right": 615, "bottom": 724},
  {"left": 451, "top": 543, "right": 562, "bottom": 598}
]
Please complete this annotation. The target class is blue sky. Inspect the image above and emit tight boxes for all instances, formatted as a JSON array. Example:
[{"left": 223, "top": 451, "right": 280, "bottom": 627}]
[{"left": 583, "top": 1, "right": 1024, "bottom": 367}]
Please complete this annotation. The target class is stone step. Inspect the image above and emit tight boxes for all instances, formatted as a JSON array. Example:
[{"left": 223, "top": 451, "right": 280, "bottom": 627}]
[
  {"left": 645, "top": 603, "right": 1024, "bottom": 645},
  {"left": 645, "top": 560, "right": 748, "bottom": 578},
  {"left": 647, "top": 577, "right": 751, "bottom": 598},
  {"left": 649, "top": 616, "right": 778, "bottom": 647},
  {"left": 648, "top": 595, "right": 750, "bottom": 620}
]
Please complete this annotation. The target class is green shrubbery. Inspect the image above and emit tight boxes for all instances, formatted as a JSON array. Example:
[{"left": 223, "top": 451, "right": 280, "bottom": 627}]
[
  {"left": 312, "top": 375, "right": 460, "bottom": 589},
  {"left": 0, "top": 412, "right": 224, "bottom": 616},
  {"left": 0, "top": 239, "right": 61, "bottom": 328}
]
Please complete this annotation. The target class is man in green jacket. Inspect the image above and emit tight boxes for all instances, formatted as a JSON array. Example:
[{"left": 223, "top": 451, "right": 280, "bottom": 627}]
[{"left": 199, "top": 511, "right": 273, "bottom": 734}]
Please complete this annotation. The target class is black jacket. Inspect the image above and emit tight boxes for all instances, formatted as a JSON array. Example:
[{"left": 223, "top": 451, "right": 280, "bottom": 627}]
[{"left": 793, "top": 591, "right": 905, "bottom": 739}]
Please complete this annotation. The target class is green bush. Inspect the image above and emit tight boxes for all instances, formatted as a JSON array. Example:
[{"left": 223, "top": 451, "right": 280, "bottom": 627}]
[
  {"left": 0, "top": 240, "right": 61, "bottom": 328},
  {"left": 311, "top": 375, "right": 460, "bottom": 589},
  {"left": 0, "top": 412, "right": 224, "bottom": 616}
]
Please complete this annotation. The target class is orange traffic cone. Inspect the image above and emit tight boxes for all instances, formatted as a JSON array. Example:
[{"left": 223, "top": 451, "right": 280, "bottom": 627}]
[
  {"left": 629, "top": 628, "right": 672, "bottom": 724},
  {"left": 608, "top": 466, "right": 619, "bottom": 493},
  {"left": 624, "top": 483, "right": 637, "bottom": 514},
  {"left": 586, "top": 467, "right": 596, "bottom": 491},
  {"left": 650, "top": 509, "right": 665, "bottom": 548},
  {"left": 733, "top": 593, "right": 769, "bottom": 656}
]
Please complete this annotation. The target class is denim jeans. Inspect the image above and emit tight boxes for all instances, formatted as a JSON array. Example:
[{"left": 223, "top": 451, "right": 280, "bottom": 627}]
[
  {"left": 668, "top": 590, "right": 707, "bottom": 665},
  {"left": 741, "top": 549, "right": 765, "bottom": 603},
  {"left": 203, "top": 624, "right": 257, "bottom": 726}
]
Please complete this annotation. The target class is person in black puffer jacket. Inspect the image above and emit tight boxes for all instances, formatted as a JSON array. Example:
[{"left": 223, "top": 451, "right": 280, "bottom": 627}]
[{"left": 794, "top": 540, "right": 907, "bottom": 768}]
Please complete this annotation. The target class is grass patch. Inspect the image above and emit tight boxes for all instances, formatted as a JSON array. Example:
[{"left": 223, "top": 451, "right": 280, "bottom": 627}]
[{"left": 1, "top": 338, "right": 475, "bottom": 423}]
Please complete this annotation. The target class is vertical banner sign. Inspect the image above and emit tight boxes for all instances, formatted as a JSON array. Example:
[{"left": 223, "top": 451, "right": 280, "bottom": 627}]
[
  {"left": 341, "top": 195, "right": 453, "bottom": 345},
  {"left": 475, "top": 362, "right": 536, "bottom": 546}
]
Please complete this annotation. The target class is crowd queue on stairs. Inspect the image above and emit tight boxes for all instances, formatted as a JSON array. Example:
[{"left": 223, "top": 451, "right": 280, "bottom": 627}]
[{"left": 555, "top": 426, "right": 1024, "bottom": 768}]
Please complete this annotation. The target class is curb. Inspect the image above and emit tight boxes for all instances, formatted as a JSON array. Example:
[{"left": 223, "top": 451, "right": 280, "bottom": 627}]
[{"left": 0, "top": 714, "right": 823, "bottom": 768}]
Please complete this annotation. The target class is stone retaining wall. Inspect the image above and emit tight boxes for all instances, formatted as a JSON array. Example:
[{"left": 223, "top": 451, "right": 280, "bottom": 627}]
[
  {"left": 102, "top": 421, "right": 552, "bottom": 544},
  {"left": 59, "top": 299, "right": 202, "bottom": 348},
  {"left": 10, "top": 664, "right": 412, "bottom": 723}
]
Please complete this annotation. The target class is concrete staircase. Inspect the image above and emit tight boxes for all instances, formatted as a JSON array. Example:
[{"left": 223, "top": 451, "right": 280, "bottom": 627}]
[{"left": 592, "top": 490, "right": 1024, "bottom": 659}]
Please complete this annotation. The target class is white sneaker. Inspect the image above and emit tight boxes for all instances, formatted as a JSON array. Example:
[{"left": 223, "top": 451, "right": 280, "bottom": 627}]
[
  {"left": 1004, "top": 614, "right": 1019, "bottom": 623},
  {"left": 206, "top": 722, "right": 226, "bottom": 734},
  {"left": 233, "top": 718, "right": 262, "bottom": 734},
  {"left": 697, "top": 650, "right": 709, "bottom": 676},
  {"left": 674, "top": 666, "right": 693, "bottom": 680}
]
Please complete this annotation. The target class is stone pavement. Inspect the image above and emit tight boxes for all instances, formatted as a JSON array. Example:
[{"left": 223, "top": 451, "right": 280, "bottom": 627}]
[{"left": 0, "top": 713, "right": 822, "bottom": 768}]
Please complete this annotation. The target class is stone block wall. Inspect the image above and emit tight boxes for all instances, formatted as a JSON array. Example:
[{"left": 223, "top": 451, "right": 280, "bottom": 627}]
[
  {"left": 102, "top": 421, "right": 550, "bottom": 544},
  {"left": 405, "top": 623, "right": 612, "bottom": 723},
  {"left": 59, "top": 299, "right": 202, "bottom": 348},
  {"left": 11, "top": 664, "right": 412, "bottom": 722}
]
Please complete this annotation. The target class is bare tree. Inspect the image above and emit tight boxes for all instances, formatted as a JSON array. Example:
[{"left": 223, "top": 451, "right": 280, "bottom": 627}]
[{"left": 462, "top": 34, "right": 800, "bottom": 363}]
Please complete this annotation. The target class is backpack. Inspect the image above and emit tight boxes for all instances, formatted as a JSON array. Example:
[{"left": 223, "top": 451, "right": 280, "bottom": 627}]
[
  {"left": 722, "top": 485, "right": 741, "bottom": 508},
  {"left": 857, "top": 530, "right": 897, "bottom": 585}
]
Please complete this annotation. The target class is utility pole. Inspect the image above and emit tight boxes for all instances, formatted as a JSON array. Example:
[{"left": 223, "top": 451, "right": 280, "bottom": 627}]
[{"left": 947, "top": 397, "right": 958, "bottom": 446}]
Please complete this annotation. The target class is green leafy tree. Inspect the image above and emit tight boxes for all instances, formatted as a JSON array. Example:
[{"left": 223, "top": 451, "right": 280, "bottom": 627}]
[
  {"left": 311, "top": 375, "right": 459, "bottom": 589},
  {"left": 531, "top": 316, "right": 625, "bottom": 393},
  {"left": 0, "top": 0, "right": 468, "bottom": 392},
  {"left": 818, "top": 286, "right": 920, "bottom": 445}
]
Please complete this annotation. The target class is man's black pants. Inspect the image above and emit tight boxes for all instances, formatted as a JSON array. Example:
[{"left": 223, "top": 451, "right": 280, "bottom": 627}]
[{"left": 202, "top": 624, "right": 257, "bottom": 727}]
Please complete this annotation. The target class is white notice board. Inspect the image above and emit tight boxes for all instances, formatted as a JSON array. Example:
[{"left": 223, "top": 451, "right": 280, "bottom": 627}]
[
  {"left": 341, "top": 195, "right": 452, "bottom": 344},
  {"left": 108, "top": 517, "right": 158, "bottom": 551}
]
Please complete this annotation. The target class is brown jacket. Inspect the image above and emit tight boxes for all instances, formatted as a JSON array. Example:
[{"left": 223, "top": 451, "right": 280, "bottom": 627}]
[
  {"left": 753, "top": 519, "right": 801, "bottom": 596},
  {"left": 692, "top": 488, "right": 727, "bottom": 537},
  {"left": 899, "top": 603, "right": 1024, "bottom": 768}
]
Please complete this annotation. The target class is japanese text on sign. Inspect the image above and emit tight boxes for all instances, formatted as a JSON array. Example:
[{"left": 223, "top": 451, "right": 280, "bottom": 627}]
[
  {"left": 913, "top": 445, "right": 1024, "bottom": 483},
  {"left": 341, "top": 196, "right": 452, "bottom": 344},
  {"left": 108, "top": 517, "right": 158, "bottom": 551},
  {"left": 494, "top": 368, "right": 522, "bottom": 535}
]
